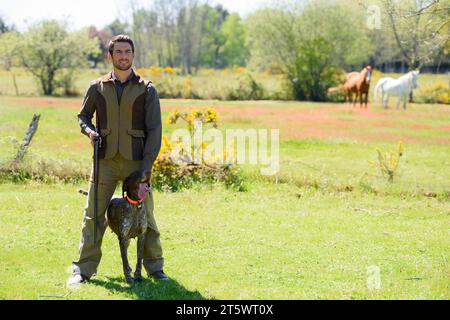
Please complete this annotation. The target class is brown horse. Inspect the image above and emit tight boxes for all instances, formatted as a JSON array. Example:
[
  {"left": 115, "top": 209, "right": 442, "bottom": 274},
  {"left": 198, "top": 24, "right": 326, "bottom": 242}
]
[{"left": 329, "top": 65, "right": 372, "bottom": 108}]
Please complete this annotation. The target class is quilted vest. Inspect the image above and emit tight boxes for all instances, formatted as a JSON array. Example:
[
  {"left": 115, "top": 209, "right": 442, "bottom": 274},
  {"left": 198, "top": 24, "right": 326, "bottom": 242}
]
[{"left": 94, "top": 71, "right": 151, "bottom": 160}]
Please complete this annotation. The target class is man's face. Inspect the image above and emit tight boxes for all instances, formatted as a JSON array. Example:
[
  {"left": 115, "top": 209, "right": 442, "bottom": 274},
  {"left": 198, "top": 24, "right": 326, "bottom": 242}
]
[{"left": 110, "top": 42, "right": 134, "bottom": 71}]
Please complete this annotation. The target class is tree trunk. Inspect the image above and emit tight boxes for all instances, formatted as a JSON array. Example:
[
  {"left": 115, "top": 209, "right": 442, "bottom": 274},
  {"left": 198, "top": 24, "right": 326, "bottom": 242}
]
[
  {"left": 44, "top": 69, "right": 55, "bottom": 95},
  {"left": 12, "top": 74, "right": 19, "bottom": 96}
]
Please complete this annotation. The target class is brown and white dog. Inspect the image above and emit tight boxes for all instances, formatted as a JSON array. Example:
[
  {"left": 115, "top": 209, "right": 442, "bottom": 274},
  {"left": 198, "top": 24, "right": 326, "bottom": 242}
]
[{"left": 79, "top": 170, "right": 151, "bottom": 283}]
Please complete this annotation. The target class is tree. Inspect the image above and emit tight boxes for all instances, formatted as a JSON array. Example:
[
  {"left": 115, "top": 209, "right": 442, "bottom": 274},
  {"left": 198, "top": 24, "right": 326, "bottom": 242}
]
[
  {"left": 367, "top": 23, "right": 403, "bottom": 71},
  {"left": 176, "top": 0, "right": 204, "bottom": 74},
  {"left": 153, "top": 0, "right": 179, "bottom": 67},
  {"left": 19, "top": 20, "right": 100, "bottom": 95},
  {"left": 247, "top": 0, "right": 371, "bottom": 101},
  {"left": 0, "top": 31, "right": 21, "bottom": 70},
  {"left": 105, "top": 18, "right": 130, "bottom": 36},
  {"left": 221, "top": 13, "right": 248, "bottom": 67},
  {"left": 195, "top": 4, "right": 229, "bottom": 68},
  {"left": 379, "top": 0, "right": 450, "bottom": 69},
  {"left": 87, "top": 26, "right": 112, "bottom": 68},
  {"left": 131, "top": 7, "right": 160, "bottom": 67},
  {"left": 212, "top": 5, "right": 229, "bottom": 68},
  {"left": 125, "top": 0, "right": 248, "bottom": 70},
  {"left": 0, "top": 31, "right": 21, "bottom": 95},
  {"left": 0, "top": 15, "right": 15, "bottom": 34}
]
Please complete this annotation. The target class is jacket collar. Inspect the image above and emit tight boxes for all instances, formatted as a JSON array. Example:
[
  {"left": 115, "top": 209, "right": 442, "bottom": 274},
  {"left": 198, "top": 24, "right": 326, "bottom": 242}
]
[{"left": 99, "top": 69, "right": 144, "bottom": 84}]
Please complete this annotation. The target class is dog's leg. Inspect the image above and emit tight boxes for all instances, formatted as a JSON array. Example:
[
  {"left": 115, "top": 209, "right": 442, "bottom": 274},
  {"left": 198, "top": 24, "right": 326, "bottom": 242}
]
[
  {"left": 134, "top": 235, "right": 144, "bottom": 282},
  {"left": 119, "top": 237, "right": 133, "bottom": 284}
]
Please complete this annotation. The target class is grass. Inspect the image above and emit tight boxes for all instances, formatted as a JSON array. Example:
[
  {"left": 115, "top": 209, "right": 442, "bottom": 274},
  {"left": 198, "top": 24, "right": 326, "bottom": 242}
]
[
  {"left": 0, "top": 95, "right": 448, "bottom": 299},
  {"left": 0, "top": 181, "right": 448, "bottom": 299}
]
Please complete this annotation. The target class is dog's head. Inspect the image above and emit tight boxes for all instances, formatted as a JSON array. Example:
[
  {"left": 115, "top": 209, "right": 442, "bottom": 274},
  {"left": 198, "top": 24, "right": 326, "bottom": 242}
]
[{"left": 122, "top": 170, "right": 152, "bottom": 201}]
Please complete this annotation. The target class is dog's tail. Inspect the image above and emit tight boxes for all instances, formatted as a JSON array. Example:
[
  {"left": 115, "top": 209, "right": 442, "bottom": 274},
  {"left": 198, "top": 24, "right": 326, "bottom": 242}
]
[{"left": 78, "top": 189, "right": 88, "bottom": 196}]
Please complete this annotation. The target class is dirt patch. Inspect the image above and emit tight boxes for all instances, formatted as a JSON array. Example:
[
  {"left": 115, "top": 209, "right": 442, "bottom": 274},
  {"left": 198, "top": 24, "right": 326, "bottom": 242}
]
[
  {"left": 193, "top": 103, "right": 450, "bottom": 145},
  {"left": 8, "top": 97, "right": 449, "bottom": 145},
  {"left": 11, "top": 97, "right": 81, "bottom": 109}
]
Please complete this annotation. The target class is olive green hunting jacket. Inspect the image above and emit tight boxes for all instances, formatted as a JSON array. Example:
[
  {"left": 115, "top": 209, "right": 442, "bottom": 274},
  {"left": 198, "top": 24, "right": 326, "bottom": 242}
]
[{"left": 77, "top": 70, "right": 162, "bottom": 172}]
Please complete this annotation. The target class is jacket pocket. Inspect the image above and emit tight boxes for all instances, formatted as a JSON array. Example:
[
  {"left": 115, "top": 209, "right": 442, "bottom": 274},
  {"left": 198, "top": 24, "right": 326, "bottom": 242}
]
[
  {"left": 127, "top": 129, "right": 146, "bottom": 157},
  {"left": 98, "top": 128, "right": 110, "bottom": 153},
  {"left": 126, "top": 129, "right": 145, "bottom": 138}
]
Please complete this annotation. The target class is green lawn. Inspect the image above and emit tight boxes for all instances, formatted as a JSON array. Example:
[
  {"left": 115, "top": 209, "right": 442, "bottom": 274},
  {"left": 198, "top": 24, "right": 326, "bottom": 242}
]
[
  {"left": 0, "top": 181, "right": 448, "bottom": 299},
  {"left": 0, "top": 95, "right": 448, "bottom": 299}
]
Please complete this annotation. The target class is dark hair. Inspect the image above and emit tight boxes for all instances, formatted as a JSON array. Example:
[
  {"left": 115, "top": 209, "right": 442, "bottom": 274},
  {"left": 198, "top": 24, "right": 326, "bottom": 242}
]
[{"left": 108, "top": 35, "right": 134, "bottom": 55}]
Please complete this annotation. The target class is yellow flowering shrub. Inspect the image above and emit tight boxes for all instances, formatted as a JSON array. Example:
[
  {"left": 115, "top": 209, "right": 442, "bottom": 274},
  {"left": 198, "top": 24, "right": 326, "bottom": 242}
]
[
  {"left": 163, "top": 66, "right": 175, "bottom": 74},
  {"left": 367, "top": 141, "right": 404, "bottom": 183},
  {"left": 371, "top": 69, "right": 382, "bottom": 78},
  {"left": 137, "top": 65, "right": 179, "bottom": 78},
  {"left": 416, "top": 82, "right": 450, "bottom": 104},
  {"left": 232, "top": 65, "right": 247, "bottom": 74},
  {"left": 183, "top": 75, "right": 193, "bottom": 99},
  {"left": 152, "top": 108, "right": 244, "bottom": 192}
]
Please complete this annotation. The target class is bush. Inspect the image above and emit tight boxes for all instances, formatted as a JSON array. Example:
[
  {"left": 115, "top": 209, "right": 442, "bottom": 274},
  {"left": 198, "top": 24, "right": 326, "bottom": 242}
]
[
  {"left": 153, "top": 108, "right": 246, "bottom": 192},
  {"left": 0, "top": 157, "right": 88, "bottom": 184},
  {"left": 0, "top": 136, "right": 89, "bottom": 183},
  {"left": 285, "top": 38, "right": 345, "bottom": 101},
  {"left": 325, "top": 68, "right": 347, "bottom": 102},
  {"left": 53, "top": 68, "right": 80, "bottom": 96},
  {"left": 0, "top": 108, "right": 246, "bottom": 192},
  {"left": 415, "top": 82, "right": 450, "bottom": 104},
  {"left": 265, "top": 63, "right": 285, "bottom": 75},
  {"left": 367, "top": 142, "right": 404, "bottom": 183},
  {"left": 227, "top": 73, "right": 265, "bottom": 100},
  {"left": 152, "top": 140, "right": 245, "bottom": 192},
  {"left": 137, "top": 67, "right": 271, "bottom": 101},
  {"left": 137, "top": 66, "right": 184, "bottom": 98}
]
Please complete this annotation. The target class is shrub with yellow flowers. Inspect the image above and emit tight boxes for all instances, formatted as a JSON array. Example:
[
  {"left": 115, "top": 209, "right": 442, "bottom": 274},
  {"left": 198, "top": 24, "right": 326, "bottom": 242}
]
[
  {"left": 183, "top": 75, "right": 193, "bottom": 99},
  {"left": 231, "top": 65, "right": 247, "bottom": 74},
  {"left": 367, "top": 141, "right": 404, "bottom": 183},
  {"left": 152, "top": 107, "right": 245, "bottom": 192},
  {"left": 416, "top": 82, "right": 450, "bottom": 104}
]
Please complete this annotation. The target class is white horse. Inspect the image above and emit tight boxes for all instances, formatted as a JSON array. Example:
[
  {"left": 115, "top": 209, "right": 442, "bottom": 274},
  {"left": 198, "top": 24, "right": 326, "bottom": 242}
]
[{"left": 373, "top": 70, "right": 419, "bottom": 110}]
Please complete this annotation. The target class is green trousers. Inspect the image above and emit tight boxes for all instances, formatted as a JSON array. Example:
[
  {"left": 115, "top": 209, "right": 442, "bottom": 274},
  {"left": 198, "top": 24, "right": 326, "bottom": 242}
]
[{"left": 71, "top": 153, "right": 163, "bottom": 278}]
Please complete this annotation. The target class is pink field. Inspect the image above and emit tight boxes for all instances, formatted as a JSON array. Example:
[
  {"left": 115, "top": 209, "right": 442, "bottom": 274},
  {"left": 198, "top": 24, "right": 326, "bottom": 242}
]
[{"left": 8, "top": 97, "right": 450, "bottom": 145}]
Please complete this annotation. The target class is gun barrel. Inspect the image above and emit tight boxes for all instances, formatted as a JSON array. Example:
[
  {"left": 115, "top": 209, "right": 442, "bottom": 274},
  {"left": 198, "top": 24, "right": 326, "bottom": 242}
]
[{"left": 93, "top": 138, "right": 100, "bottom": 244}]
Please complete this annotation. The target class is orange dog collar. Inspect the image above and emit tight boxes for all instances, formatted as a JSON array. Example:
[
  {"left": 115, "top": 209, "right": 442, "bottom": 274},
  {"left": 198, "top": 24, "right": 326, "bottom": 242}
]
[{"left": 125, "top": 196, "right": 144, "bottom": 205}]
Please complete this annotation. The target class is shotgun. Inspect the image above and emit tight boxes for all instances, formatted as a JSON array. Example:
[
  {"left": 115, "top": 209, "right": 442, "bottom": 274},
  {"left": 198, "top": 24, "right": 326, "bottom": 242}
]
[{"left": 93, "top": 120, "right": 102, "bottom": 244}]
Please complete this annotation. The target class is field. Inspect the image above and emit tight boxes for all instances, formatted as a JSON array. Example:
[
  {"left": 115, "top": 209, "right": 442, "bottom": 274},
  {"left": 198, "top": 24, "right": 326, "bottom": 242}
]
[
  {"left": 0, "top": 68, "right": 448, "bottom": 102},
  {"left": 0, "top": 93, "right": 449, "bottom": 299}
]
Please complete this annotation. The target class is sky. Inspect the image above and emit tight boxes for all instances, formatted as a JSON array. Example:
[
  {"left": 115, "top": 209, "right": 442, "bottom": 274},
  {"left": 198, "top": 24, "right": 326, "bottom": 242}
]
[{"left": 0, "top": 0, "right": 271, "bottom": 31}]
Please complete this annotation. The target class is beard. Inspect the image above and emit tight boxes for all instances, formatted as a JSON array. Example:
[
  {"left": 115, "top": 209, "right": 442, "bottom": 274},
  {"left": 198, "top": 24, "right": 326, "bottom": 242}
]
[{"left": 113, "top": 59, "right": 132, "bottom": 71}]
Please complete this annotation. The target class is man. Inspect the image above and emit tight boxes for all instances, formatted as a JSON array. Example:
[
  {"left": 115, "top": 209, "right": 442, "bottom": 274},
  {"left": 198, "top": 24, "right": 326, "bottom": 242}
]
[{"left": 67, "top": 35, "right": 167, "bottom": 285}]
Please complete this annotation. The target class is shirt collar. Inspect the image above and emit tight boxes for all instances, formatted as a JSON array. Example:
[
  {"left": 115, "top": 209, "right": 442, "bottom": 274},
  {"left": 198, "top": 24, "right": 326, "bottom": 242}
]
[{"left": 112, "top": 69, "right": 136, "bottom": 84}]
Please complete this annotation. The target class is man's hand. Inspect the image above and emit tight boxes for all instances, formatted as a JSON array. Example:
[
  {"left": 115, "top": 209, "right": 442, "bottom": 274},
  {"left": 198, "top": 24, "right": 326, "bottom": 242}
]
[{"left": 89, "top": 131, "right": 100, "bottom": 147}]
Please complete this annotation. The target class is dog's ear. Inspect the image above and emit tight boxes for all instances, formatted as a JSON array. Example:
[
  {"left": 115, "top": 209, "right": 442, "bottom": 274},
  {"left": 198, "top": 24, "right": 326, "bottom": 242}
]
[{"left": 141, "top": 169, "right": 152, "bottom": 182}]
